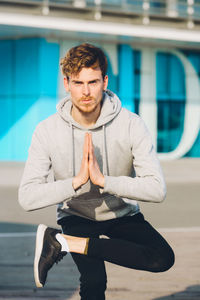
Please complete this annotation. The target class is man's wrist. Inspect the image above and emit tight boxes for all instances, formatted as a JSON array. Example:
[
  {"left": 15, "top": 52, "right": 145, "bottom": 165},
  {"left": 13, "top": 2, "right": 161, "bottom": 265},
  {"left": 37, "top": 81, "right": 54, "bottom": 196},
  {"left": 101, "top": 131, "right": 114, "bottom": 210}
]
[
  {"left": 72, "top": 177, "right": 82, "bottom": 190},
  {"left": 98, "top": 175, "right": 105, "bottom": 188},
  {"left": 73, "top": 175, "right": 105, "bottom": 189}
]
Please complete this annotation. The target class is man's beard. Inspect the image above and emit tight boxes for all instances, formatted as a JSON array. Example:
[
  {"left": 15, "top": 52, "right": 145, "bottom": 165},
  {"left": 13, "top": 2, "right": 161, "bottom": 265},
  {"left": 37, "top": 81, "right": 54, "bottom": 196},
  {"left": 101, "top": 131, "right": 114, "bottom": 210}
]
[{"left": 75, "top": 97, "right": 101, "bottom": 115}]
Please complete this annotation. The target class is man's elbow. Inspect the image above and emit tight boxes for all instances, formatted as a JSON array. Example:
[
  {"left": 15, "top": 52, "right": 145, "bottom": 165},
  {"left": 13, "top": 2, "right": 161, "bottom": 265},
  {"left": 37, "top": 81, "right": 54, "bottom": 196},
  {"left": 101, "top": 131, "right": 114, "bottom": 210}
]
[
  {"left": 158, "top": 187, "right": 166, "bottom": 203},
  {"left": 18, "top": 189, "right": 34, "bottom": 212},
  {"left": 154, "top": 182, "right": 166, "bottom": 203}
]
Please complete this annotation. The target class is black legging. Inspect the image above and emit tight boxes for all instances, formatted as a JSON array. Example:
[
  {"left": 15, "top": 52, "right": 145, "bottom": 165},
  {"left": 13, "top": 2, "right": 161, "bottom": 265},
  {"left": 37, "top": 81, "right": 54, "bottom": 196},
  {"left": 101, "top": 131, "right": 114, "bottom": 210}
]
[{"left": 59, "top": 213, "right": 175, "bottom": 300}]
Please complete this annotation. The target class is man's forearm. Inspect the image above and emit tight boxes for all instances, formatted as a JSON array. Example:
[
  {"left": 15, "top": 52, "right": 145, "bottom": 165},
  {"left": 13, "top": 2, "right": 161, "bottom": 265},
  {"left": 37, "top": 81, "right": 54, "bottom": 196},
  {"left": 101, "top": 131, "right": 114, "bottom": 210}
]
[
  {"left": 102, "top": 175, "right": 166, "bottom": 203},
  {"left": 18, "top": 178, "right": 76, "bottom": 211}
]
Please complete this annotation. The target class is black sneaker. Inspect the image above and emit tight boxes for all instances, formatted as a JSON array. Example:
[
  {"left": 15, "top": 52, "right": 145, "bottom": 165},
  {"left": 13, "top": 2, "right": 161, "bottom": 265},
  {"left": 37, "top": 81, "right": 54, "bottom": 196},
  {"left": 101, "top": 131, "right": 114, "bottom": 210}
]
[{"left": 34, "top": 224, "right": 67, "bottom": 288}]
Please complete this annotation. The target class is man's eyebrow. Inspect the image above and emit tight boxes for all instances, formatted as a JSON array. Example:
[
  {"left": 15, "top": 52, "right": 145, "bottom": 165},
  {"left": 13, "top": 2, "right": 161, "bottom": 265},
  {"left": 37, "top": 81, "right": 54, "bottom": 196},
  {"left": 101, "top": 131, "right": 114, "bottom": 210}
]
[
  {"left": 71, "top": 79, "right": 100, "bottom": 83},
  {"left": 72, "top": 80, "right": 83, "bottom": 83},
  {"left": 89, "top": 79, "right": 100, "bottom": 83}
]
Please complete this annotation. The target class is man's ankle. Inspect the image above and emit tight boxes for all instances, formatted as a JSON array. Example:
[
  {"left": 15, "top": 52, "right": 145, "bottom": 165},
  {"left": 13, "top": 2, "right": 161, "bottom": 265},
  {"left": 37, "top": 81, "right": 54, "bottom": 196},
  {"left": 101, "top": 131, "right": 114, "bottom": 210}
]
[{"left": 63, "top": 235, "right": 89, "bottom": 254}]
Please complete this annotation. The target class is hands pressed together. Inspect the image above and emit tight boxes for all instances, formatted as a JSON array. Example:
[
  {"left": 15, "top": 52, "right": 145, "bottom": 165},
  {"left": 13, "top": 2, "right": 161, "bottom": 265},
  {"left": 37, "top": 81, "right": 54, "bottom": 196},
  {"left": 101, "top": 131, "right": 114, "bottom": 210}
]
[{"left": 72, "top": 133, "right": 105, "bottom": 190}]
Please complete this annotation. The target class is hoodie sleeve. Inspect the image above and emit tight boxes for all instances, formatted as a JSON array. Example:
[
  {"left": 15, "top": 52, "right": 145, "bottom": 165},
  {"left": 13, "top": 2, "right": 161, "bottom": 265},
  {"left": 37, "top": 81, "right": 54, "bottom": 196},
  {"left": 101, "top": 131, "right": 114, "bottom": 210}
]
[
  {"left": 103, "top": 115, "right": 166, "bottom": 203},
  {"left": 18, "top": 123, "right": 76, "bottom": 211}
]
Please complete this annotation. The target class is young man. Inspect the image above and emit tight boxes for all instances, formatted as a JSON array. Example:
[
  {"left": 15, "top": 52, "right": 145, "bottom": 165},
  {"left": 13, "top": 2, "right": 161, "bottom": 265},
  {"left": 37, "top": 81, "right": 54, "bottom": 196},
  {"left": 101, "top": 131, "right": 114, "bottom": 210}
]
[{"left": 19, "top": 43, "right": 174, "bottom": 300}]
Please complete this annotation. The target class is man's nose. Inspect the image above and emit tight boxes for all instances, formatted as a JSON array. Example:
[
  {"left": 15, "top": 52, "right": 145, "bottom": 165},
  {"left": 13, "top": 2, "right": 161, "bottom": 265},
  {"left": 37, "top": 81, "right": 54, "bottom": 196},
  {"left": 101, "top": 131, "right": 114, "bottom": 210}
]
[{"left": 82, "top": 84, "right": 90, "bottom": 96}]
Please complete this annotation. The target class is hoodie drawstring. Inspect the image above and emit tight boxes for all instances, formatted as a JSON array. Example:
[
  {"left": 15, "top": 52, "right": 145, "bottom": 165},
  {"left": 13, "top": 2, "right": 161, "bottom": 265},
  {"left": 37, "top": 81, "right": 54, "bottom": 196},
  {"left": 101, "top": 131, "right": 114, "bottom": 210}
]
[
  {"left": 102, "top": 125, "right": 109, "bottom": 176},
  {"left": 69, "top": 123, "right": 75, "bottom": 177}
]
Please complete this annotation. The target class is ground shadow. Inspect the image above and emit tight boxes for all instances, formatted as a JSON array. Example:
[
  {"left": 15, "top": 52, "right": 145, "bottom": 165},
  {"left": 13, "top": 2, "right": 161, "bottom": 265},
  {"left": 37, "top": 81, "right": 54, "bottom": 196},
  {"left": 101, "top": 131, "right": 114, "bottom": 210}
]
[{"left": 154, "top": 285, "right": 200, "bottom": 299}]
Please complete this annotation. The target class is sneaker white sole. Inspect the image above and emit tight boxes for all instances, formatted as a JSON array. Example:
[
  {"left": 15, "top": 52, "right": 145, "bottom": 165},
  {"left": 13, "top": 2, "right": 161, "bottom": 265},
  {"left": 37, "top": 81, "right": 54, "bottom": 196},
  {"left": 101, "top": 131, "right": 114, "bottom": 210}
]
[{"left": 34, "top": 224, "right": 47, "bottom": 288}]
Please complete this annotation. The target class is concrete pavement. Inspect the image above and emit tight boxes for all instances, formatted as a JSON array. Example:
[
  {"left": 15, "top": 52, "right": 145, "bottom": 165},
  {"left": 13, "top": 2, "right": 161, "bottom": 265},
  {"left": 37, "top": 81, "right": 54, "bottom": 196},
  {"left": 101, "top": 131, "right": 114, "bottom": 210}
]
[{"left": 0, "top": 159, "right": 200, "bottom": 299}]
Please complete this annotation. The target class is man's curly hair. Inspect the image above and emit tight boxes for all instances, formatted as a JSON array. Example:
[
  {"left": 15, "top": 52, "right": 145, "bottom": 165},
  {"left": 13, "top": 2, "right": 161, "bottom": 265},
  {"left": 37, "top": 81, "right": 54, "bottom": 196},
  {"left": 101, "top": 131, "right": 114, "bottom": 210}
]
[{"left": 60, "top": 43, "right": 108, "bottom": 79}]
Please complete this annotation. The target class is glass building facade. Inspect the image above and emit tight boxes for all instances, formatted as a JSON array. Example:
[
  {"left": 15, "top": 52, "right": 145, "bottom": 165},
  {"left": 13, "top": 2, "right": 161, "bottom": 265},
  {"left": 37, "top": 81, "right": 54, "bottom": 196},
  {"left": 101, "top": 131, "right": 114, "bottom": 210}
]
[{"left": 0, "top": 38, "right": 199, "bottom": 160}]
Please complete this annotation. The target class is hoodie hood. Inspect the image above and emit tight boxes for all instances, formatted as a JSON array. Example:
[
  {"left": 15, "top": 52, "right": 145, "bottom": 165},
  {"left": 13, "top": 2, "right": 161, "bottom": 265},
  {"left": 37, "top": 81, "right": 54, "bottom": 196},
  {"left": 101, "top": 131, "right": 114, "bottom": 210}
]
[{"left": 56, "top": 89, "right": 122, "bottom": 129}]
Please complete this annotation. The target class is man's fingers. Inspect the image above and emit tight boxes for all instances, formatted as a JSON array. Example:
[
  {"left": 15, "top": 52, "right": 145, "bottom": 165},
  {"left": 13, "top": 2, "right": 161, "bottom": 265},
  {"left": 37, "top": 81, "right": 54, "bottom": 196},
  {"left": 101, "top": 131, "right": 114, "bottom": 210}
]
[
  {"left": 88, "top": 133, "right": 94, "bottom": 160},
  {"left": 83, "top": 133, "right": 89, "bottom": 160}
]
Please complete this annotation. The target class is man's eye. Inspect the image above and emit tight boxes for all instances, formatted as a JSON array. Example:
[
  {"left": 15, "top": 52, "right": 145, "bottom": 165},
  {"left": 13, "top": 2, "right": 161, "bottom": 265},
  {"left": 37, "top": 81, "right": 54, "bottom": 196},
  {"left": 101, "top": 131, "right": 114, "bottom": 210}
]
[
  {"left": 90, "top": 81, "right": 97, "bottom": 85},
  {"left": 74, "top": 82, "right": 82, "bottom": 86}
]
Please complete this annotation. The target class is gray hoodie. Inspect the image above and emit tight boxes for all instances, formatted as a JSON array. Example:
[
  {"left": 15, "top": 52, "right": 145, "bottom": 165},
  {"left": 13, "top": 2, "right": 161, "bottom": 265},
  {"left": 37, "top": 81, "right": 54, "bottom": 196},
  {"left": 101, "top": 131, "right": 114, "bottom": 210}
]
[{"left": 18, "top": 90, "right": 166, "bottom": 221}]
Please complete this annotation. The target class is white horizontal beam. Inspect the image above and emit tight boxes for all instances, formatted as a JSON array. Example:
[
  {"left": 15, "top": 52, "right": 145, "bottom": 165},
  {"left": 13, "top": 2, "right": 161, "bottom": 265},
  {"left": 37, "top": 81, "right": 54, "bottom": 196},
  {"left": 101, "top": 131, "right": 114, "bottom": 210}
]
[{"left": 0, "top": 12, "right": 200, "bottom": 43}]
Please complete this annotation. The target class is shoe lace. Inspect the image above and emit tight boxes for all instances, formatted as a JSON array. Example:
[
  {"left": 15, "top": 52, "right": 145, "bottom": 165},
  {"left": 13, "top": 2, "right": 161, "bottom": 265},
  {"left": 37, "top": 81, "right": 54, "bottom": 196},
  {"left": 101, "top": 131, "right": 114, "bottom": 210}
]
[{"left": 55, "top": 251, "right": 67, "bottom": 264}]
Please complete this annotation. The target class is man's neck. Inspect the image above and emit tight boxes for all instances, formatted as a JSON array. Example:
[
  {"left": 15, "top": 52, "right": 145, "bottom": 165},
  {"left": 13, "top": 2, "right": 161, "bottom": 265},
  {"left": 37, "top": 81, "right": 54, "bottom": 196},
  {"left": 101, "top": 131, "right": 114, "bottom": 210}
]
[{"left": 71, "top": 105, "right": 101, "bottom": 128}]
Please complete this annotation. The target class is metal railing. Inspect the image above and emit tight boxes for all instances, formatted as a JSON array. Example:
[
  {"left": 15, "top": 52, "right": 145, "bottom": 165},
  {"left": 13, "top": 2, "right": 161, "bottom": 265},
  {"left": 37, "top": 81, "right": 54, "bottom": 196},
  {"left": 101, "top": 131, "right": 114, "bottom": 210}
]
[{"left": 1, "top": 0, "right": 200, "bottom": 21}]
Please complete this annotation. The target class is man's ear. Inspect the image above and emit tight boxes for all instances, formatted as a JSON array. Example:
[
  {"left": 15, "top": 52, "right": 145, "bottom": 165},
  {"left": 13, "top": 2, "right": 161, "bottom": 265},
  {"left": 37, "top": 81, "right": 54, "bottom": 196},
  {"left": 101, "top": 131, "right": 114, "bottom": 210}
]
[
  {"left": 64, "top": 77, "right": 70, "bottom": 92},
  {"left": 103, "top": 75, "right": 108, "bottom": 91}
]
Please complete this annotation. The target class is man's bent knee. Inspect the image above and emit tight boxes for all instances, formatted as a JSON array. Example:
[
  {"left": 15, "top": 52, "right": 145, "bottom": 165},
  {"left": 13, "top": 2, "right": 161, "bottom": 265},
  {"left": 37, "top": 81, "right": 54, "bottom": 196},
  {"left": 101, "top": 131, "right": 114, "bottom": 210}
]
[{"left": 151, "top": 247, "right": 175, "bottom": 273}]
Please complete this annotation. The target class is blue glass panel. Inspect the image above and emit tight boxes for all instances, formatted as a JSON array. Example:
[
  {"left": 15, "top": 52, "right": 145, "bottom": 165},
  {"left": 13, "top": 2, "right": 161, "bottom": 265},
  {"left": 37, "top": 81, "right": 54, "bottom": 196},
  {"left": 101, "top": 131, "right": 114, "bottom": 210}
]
[
  {"left": 13, "top": 96, "right": 57, "bottom": 161},
  {"left": 12, "top": 96, "right": 39, "bottom": 161},
  {"left": 0, "top": 40, "right": 13, "bottom": 97},
  {"left": 156, "top": 52, "right": 186, "bottom": 153},
  {"left": 0, "top": 37, "right": 60, "bottom": 161},
  {"left": 182, "top": 50, "right": 200, "bottom": 76},
  {"left": 157, "top": 53, "right": 168, "bottom": 100},
  {"left": 183, "top": 51, "right": 200, "bottom": 157},
  {"left": 0, "top": 40, "right": 13, "bottom": 139},
  {"left": 169, "top": 54, "right": 185, "bottom": 100},
  {"left": 0, "top": 97, "right": 13, "bottom": 160},
  {"left": 39, "top": 38, "right": 60, "bottom": 97},
  {"left": 104, "top": 49, "right": 118, "bottom": 95},
  {"left": 118, "top": 44, "right": 135, "bottom": 112},
  {"left": 15, "top": 38, "right": 40, "bottom": 96}
]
